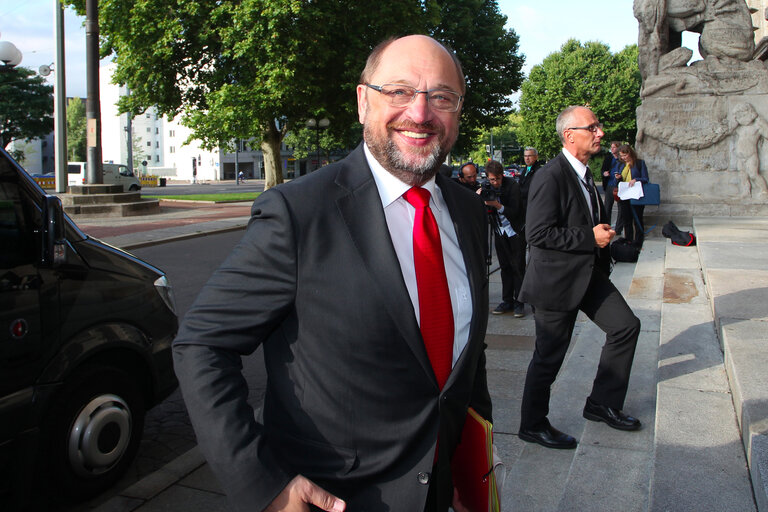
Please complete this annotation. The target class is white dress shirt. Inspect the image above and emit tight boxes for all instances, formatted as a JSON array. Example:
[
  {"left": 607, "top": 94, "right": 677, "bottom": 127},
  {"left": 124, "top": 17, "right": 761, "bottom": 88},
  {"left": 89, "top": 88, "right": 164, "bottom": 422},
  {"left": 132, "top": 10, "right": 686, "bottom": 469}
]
[
  {"left": 562, "top": 148, "right": 594, "bottom": 220},
  {"left": 363, "top": 144, "right": 472, "bottom": 366}
]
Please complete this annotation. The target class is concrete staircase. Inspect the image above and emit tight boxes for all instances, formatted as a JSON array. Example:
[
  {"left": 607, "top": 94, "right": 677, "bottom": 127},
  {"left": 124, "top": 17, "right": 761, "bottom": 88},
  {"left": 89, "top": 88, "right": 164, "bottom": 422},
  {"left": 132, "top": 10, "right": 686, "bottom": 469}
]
[
  {"left": 62, "top": 184, "right": 160, "bottom": 217},
  {"left": 488, "top": 232, "right": 759, "bottom": 511}
]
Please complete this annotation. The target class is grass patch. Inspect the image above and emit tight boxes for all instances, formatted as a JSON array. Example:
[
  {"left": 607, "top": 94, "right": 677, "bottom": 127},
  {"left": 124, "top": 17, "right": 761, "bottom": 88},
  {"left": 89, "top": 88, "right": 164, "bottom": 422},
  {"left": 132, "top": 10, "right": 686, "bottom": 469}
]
[{"left": 154, "top": 193, "right": 261, "bottom": 202}]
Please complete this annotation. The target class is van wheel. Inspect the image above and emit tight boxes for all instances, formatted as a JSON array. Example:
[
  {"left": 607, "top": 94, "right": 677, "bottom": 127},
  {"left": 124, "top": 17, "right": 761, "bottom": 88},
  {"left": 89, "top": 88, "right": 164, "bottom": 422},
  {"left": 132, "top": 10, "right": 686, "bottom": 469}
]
[
  {"left": 43, "top": 365, "right": 145, "bottom": 503},
  {"left": 129, "top": 184, "right": 140, "bottom": 191}
]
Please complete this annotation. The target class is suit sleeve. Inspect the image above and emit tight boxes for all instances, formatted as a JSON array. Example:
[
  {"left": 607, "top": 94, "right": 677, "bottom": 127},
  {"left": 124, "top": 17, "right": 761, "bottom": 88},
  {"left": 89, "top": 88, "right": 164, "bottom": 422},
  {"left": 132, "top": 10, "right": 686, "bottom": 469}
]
[
  {"left": 172, "top": 189, "right": 298, "bottom": 511},
  {"left": 525, "top": 166, "right": 595, "bottom": 254}
]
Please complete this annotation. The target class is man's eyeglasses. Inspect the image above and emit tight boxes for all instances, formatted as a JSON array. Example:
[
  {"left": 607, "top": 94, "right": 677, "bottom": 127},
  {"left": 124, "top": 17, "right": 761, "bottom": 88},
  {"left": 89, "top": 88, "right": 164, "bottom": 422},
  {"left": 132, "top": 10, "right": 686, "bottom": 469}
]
[
  {"left": 365, "top": 84, "right": 463, "bottom": 113},
  {"left": 567, "top": 123, "right": 604, "bottom": 133}
]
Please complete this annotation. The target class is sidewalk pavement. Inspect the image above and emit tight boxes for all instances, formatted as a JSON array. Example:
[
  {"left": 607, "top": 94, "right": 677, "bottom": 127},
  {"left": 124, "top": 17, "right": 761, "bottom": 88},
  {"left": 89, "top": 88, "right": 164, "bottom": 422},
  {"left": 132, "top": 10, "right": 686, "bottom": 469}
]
[{"left": 75, "top": 203, "right": 767, "bottom": 512}]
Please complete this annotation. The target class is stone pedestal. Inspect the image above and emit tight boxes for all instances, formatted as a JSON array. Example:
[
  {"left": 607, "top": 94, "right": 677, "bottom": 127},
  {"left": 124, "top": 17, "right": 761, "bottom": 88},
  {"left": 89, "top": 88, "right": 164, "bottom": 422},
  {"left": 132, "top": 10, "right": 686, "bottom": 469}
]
[
  {"left": 636, "top": 89, "right": 768, "bottom": 225},
  {"left": 63, "top": 184, "right": 160, "bottom": 217}
]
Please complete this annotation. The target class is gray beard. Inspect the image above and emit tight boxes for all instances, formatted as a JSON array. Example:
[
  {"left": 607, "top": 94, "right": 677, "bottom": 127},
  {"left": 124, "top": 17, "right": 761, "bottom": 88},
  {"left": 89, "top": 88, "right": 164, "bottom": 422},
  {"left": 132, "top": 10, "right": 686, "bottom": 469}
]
[{"left": 364, "top": 124, "right": 445, "bottom": 186}]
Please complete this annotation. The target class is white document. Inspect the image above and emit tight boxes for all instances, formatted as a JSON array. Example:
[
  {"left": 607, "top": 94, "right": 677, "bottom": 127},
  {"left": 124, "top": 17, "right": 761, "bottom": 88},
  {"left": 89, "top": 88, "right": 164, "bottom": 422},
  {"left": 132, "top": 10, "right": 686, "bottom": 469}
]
[{"left": 618, "top": 181, "right": 644, "bottom": 200}]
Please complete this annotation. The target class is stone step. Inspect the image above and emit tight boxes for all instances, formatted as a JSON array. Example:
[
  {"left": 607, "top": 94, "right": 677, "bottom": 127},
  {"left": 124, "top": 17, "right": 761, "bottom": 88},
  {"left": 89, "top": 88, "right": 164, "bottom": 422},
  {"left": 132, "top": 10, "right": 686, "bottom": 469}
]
[
  {"left": 496, "top": 235, "right": 756, "bottom": 511},
  {"left": 650, "top": 238, "right": 755, "bottom": 511},
  {"left": 692, "top": 217, "right": 768, "bottom": 512},
  {"left": 498, "top": 247, "right": 643, "bottom": 511},
  {"left": 60, "top": 192, "right": 142, "bottom": 205},
  {"left": 64, "top": 198, "right": 160, "bottom": 217}
]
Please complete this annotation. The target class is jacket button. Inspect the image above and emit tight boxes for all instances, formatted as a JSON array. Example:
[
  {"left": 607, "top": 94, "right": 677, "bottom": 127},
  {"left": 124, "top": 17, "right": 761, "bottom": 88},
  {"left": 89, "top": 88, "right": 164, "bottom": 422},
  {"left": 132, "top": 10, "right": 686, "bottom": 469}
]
[{"left": 417, "top": 472, "right": 430, "bottom": 485}]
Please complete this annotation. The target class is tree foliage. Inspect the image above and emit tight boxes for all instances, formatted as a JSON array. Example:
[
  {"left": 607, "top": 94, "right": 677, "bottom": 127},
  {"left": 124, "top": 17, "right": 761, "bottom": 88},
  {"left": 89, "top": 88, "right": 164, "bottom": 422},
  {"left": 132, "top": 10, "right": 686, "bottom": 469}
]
[
  {"left": 67, "top": 0, "right": 523, "bottom": 188},
  {"left": 66, "top": 97, "right": 87, "bottom": 161},
  {"left": 518, "top": 40, "right": 641, "bottom": 159},
  {"left": 431, "top": 0, "right": 524, "bottom": 156},
  {"left": 467, "top": 111, "right": 523, "bottom": 166},
  {"left": 0, "top": 67, "right": 54, "bottom": 150}
]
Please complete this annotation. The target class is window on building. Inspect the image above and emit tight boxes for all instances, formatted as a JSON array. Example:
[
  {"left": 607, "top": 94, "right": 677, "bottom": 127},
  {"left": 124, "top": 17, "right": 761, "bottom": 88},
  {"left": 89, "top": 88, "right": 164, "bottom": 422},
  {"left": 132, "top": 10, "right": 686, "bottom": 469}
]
[
  {"left": 156, "top": 155, "right": 160, "bottom": 162},
  {"left": 147, "top": 141, "right": 151, "bottom": 147},
  {"left": 146, "top": 113, "right": 151, "bottom": 118},
  {"left": 156, "top": 141, "right": 159, "bottom": 148},
  {"left": 170, "top": 146, "right": 175, "bottom": 153},
  {"left": 156, "top": 128, "right": 159, "bottom": 134},
  {"left": 169, "top": 130, "right": 175, "bottom": 137},
  {"left": 146, "top": 127, "right": 151, "bottom": 133}
]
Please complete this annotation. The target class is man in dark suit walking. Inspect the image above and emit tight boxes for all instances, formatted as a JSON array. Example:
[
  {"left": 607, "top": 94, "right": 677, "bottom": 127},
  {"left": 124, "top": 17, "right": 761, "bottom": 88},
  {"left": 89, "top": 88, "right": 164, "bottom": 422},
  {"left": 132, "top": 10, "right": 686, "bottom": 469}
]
[
  {"left": 517, "top": 105, "right": 642, "bottom": 450},
  {"left": 173, "top": 35, "right": 491, "bottom": 512}
]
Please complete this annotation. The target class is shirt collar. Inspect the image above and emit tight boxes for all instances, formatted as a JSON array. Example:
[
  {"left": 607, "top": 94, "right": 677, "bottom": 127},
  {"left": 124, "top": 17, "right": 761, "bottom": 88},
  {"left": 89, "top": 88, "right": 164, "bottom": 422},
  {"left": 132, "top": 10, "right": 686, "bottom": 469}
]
[
  {"left": 562, "top": 148, "right": 589, "bottom": 181},
  {"left": 363, "top": 143, "right": 440, "bottom": 209}
]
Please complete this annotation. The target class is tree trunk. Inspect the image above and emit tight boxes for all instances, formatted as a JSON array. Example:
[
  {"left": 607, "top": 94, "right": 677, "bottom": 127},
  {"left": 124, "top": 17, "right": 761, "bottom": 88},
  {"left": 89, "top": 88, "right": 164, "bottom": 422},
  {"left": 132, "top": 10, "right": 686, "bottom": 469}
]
[{"left": 262, "top": 122, "right": 284, "bottom": 190}]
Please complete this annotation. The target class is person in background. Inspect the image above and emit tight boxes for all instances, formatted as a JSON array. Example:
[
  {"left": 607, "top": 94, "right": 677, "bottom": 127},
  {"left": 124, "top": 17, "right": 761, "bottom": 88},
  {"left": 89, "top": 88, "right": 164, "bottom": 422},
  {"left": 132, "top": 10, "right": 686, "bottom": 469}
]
[
  {"left": 601, "top": 141, "right": 623, "bottom": 231},
  {"left": 519, "top": 147, "right": 542, "bottom": 217},
  {"left": 454, "top": 162, "right": 480, "bottom": 191},
  {"left": 518, "top": 105, "right": 642, "bottom": 450},
  {"left": 616, "top": 144, "right": 650, "bottom": 245},
  {"left": 482, "top": 160, "right": 526, "bottom": 318}
]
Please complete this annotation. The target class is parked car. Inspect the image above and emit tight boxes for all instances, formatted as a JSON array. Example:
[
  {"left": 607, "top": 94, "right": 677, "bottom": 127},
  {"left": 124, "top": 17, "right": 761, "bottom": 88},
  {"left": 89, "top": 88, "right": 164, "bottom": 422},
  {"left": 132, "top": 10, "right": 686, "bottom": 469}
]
[
  {"left": 0, "top": 148, "right": 178, "bottom": 509},
  {"left": 67, "top": 162, "right": 142, "bottom": 192}
]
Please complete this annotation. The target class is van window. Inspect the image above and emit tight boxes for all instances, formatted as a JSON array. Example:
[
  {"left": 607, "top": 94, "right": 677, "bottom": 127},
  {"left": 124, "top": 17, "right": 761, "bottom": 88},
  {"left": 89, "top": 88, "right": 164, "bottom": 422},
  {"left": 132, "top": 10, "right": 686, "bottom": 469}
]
[
  {"left": 67, "top": 164, "right": 83, "bottom": 174},
  {"left": 0, "top": 158, "right": 37, "bottom": 269},
  {"left": 118, "top": 166, "right": 134, "bottom": 177}
]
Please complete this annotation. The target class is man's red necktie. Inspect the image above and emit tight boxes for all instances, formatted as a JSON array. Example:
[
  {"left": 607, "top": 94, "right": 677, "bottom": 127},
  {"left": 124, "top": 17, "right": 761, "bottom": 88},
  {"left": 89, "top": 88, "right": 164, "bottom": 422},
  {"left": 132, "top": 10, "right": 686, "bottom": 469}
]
[{"left": 403, "top": 187, "right": 454, "bottom": 390}]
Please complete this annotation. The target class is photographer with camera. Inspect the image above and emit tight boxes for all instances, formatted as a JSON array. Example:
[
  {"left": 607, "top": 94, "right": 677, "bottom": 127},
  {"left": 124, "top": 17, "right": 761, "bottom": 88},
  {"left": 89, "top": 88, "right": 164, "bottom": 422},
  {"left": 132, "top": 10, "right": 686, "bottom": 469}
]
[{"left": 480, "top": 160, "right": 527, "bottom": 317}]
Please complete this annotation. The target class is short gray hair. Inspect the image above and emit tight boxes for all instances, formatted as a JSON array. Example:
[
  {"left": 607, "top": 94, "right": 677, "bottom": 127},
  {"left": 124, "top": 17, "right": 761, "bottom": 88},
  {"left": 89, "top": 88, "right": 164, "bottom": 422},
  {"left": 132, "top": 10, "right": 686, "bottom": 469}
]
[
  {"left": 555, "top": 106, "right": 581, "bottom": 144},
  {"left": 524, "top": 147, "right": 538, "bottom": 155}
]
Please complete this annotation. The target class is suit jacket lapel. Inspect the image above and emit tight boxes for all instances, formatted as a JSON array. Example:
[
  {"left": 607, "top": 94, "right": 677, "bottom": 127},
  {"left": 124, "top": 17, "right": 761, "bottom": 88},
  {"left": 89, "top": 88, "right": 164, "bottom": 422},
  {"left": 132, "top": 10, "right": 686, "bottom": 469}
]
[{"left": 334, "top": 147, "right": 435, "bottom": 384}]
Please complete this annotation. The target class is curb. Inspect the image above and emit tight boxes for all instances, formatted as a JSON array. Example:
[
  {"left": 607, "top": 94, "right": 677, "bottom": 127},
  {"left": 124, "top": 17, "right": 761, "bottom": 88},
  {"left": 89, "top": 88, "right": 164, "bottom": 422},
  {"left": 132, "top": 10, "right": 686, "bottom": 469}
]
[
  {"left": 118, "top": 224, "right": 248, "bottom": 250},
  {"left": 92, "top": 447, "right": 207, "bottom": 512}
]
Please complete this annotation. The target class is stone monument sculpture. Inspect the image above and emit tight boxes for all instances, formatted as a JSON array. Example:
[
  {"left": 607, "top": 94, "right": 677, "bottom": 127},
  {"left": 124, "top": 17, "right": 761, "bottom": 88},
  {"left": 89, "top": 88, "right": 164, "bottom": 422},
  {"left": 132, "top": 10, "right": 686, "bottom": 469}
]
[{"left": 634, "top": 0, "right": 768, "bottom": 219}]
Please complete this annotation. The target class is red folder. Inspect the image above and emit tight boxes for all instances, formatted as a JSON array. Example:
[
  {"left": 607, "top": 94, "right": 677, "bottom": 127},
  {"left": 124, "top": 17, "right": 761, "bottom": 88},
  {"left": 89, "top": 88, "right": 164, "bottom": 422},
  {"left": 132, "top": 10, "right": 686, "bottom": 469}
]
[{"left": 451, "top": 407, "right": 500, "bottom": 511}]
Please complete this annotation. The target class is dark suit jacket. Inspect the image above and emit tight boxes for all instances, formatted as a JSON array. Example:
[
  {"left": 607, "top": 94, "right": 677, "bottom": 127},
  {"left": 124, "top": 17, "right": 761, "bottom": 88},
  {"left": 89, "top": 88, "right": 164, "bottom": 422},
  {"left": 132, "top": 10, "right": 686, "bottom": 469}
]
[
  {"left": 518, "top": 160, "right": 541, "bottom": 216},
  {"left": 172, "top": 144, "right": 491, "bottom": 512},
  {"left": 519, "top": 151, "right": 610, "bottom": 312},
  {"left": 493, "top": 176, "right": 524, "bottom": 235}
]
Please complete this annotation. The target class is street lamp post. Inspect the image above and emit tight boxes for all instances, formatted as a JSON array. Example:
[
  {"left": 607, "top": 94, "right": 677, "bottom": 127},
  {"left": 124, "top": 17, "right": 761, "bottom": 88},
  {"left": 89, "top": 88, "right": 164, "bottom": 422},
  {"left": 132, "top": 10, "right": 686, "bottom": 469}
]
[{"left": 306, "top": 117, "right": 329, "bottom": 172}]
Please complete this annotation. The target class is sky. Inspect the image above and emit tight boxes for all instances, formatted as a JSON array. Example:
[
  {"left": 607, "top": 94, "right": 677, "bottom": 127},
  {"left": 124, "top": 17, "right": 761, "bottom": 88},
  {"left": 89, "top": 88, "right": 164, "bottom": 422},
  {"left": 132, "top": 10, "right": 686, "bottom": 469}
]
[{"left": 0, "top": 0, "right": 696, "bottom": 100}]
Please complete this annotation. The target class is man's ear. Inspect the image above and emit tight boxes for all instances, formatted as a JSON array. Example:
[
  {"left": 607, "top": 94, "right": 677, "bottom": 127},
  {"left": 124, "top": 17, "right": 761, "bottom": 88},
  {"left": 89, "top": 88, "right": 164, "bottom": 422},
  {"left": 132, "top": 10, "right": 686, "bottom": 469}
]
[{"left": 356, "top": 85, "right": 367, "bottom": 125}]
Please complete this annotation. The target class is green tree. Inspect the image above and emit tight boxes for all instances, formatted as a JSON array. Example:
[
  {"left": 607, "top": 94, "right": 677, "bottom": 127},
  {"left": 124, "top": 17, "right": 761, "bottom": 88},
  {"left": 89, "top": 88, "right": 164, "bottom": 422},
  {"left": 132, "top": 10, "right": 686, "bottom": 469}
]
[
  {"left": 0, "top": 67, "right": 53, "bottom": 150},
  {"left": 67, "top": 0, "right": 523, "bottom": 188},
  {"left": 66, "top": 97, "right": 87, "bottom": 161},
  {"left": 431, "top": 0, "right": 525, "bottom": 155},
  {"left": 132, "top": 135, "right": 148, "bottom": 173},
  {"left": 67, "top": 0, "right": 430, "bottom": 189},
  {"left": 518, "top": 40, "right": 641, "bottom": 159},
  {"left": 468, "top": 111, "right": 523, "bottom": 165}
]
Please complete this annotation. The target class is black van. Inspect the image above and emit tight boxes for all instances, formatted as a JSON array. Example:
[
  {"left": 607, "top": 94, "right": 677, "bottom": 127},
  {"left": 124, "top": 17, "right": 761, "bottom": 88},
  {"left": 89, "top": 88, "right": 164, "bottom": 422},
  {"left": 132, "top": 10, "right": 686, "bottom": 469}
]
[{"left": 0, "top": 148, "right": 178, "bottom": 509}]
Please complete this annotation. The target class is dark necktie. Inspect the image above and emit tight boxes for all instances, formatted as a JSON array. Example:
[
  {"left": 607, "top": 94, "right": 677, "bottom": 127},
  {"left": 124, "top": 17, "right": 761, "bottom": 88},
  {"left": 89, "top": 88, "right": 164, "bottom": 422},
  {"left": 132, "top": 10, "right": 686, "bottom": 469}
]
[
  {"left": 403, "top": 187, "right": 453, "bottom": 390},
  {"left": 583, "top": 171, "right": 600, "bottom": 226}
]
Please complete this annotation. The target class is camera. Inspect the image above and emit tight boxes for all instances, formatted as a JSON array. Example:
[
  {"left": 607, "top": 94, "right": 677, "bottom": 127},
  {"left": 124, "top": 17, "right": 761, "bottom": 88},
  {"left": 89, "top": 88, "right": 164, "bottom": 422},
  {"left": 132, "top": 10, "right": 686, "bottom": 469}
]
[{"left": 479, "top": 182, "right": 497, "bottom": 202}]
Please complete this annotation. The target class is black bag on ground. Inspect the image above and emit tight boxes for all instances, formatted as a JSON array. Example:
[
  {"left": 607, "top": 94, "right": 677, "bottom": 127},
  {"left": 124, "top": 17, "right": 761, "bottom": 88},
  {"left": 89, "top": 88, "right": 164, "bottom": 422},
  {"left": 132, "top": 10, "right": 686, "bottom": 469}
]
[
  {"left": 662, "top": 221, "right": 696, "bottom": 246},
  {"left": 611, "top": 237, "right": 641, "bottom": 262}
]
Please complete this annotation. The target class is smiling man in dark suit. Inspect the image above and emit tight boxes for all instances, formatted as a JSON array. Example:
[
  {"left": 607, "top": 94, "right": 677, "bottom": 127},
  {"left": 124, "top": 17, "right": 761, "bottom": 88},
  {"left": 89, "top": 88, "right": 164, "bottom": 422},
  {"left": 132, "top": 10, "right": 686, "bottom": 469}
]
[
  {"left": 172, "top": 35, "right": 491, "bottom": 512},
  {"left": 517, "top": 105, "right": 642, "bottom": 450}
]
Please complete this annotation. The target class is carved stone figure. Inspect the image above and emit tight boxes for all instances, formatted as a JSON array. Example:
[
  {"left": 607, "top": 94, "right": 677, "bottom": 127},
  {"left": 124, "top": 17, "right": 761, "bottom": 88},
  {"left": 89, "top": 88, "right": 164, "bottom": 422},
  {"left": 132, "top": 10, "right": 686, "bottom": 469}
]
[
  {"left": 634, "top": 0, "right": 768, "bottom": 214},
  {"left": 730, "top": 102, "right": 768, "bottom": 198},
  {"left": 634, "top": 0, "right": 756, "bottom": 80}
]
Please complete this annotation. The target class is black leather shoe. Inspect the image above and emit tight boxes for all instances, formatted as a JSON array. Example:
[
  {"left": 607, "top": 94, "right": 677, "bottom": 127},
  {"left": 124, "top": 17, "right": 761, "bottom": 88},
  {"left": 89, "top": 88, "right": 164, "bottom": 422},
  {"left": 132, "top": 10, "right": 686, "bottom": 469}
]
[
  {"left": 583, "top": 398, "right": 641, "bottom": 431},
  {"left": 519, "top": 424, "right": 577, "bottom": 449}
]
